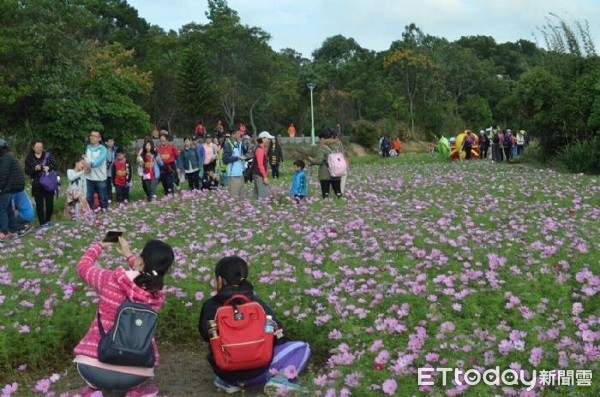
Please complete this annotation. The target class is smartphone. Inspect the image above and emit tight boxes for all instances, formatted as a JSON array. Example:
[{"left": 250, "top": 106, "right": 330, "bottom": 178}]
[{"left": 102, "top": 231, "right": 123, "bottom": 243}]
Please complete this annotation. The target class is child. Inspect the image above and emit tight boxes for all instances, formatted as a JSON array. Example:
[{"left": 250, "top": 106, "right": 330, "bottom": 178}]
[
  {"left": 290, "top": 159, "right": 307, "bottom": 203},
  {"left": 199, "top": 256, "right": 311, "bottom": 394},
  {"left": 74, "top": 237, "right": 174, "bottom": 397},
  {"left": 138, "top": 140, "right": 161, "bottom": 201},
  {"left": 66, "top": 156, "right": 91, "bottom": 220},
  {"left": 112, "top": 148, "right": 133, "bottom": 203},
  {"left": 201, "top": 169, "right": 219, "bottom": 191}
]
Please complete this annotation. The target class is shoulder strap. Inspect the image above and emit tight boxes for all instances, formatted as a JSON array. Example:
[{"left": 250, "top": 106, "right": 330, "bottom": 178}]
[
  {"left": 42, "top": 152, "right": 49, "bottom": 166},
  {"left": 96, "top": 310, "right": 106, "bottom": 336}
]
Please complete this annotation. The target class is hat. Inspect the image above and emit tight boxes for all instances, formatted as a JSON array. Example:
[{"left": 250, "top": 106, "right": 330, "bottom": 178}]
[{"left": 258, "top": 131, "right": 274, "bottom": 139}]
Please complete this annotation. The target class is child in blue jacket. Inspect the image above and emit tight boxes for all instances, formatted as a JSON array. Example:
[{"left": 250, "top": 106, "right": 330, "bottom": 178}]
[{"left": 290, "top": 160, "right": 307, "bottom": 203}]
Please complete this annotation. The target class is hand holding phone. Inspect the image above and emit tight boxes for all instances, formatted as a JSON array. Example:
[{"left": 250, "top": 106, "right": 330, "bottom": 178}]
[{"left": 102, "top": 231, "right": 123, "bottom": 243}]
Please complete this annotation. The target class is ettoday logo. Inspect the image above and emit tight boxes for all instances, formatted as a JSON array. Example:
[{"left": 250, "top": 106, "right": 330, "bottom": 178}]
[
  {"left": 418, "top": 367, "right": 537, "bottom": 391},
  {"left": 418, "top": 367, "right": 594, "bottom": 390}
]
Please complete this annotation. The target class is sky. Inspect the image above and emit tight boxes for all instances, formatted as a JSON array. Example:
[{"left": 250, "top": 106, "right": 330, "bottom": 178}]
[{"left": 128, "top": 0, "right": 600, "bottom": 58}]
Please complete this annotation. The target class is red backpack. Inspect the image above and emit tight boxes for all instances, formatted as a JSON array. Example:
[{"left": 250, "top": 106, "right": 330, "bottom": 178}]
[{"left": 209, "top": 294, "right": 275, "bottom": 371}]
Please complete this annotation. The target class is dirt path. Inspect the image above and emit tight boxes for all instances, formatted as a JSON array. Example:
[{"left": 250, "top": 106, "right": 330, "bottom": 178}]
[{"left": 153, "top": 343, "right": 263, "bottom": 396}]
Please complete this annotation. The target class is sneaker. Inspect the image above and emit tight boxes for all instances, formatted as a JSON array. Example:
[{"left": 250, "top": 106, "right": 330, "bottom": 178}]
[
  {"left": 16, "top": 225, "right": 33, "bottom": 236},
  {"left": 125, "top": 384, "right": 158, "bottom": 397},
  {"left": 214, "top": 377, "right": 242, "bottom": 394},
  {"left": 264, "top": 375, "right": 308, "bottom": 395}
]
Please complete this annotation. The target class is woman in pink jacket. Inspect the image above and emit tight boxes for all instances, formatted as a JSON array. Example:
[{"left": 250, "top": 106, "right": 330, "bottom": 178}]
[{"left": 74, "top": 237, "right": 174, "bottom": 397}]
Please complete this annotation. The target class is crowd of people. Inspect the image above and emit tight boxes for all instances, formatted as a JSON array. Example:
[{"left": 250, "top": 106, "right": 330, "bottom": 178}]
[
  {"left": 434, "top": 127, "right": 529, "bottom": 161},
  {"left": 0, "top": 122, "right": 350, "bottom": 242}
]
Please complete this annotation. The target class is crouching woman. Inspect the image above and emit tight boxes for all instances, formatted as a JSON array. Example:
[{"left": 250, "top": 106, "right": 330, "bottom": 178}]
[
  {"left": 199, "top": 256, "right": 311, "bottom": 394},
  {"left": 73, "top": 237, "right": 174, "bottom": 397}
]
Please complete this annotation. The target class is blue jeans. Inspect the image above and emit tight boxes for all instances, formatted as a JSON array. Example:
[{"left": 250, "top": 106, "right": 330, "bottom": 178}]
[
  {"left": 220, "top": 171, "right": 228, "bottom": 187},
  {"left": 77, "top": 363, "right": 150, "bottom": 391},
  {"left": 0, "top": 192, "right": 17, "bottom": 234},
  {"left": 86, "top": 179, "right": 108, "bottom": 210}
]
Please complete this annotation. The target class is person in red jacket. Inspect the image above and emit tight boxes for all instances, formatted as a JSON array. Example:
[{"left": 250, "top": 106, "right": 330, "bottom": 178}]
[
  {"left": 111, "top": 149, "right": 133, "bottom": 203},
  {"left": 73, "top": 237, "right": 174, "bottom": 397},
  {"left": 155, "top": 134, "right": 179, "bottom": 196},
  {"left": 252, "top": 131, "right": 273, "bottom": 199}
]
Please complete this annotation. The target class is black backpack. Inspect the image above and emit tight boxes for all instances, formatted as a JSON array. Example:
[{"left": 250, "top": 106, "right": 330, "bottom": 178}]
[{"left": 97, "top": 300, "right": 157, "bottom": 367}]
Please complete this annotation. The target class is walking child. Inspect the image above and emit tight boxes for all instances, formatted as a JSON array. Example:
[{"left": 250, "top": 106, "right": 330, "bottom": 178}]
[
  {"left": 290, "top": 160, "right": 307, "bottom": 203},
  {"left": 112, "top": 149, "right": 133, "bottom": 203}
]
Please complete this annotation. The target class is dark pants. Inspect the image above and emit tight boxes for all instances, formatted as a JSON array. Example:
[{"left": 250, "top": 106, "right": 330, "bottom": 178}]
[
  {"left": 115, "top": 186, "right": 129, "bottom": 203},
  {"left": 106, "top": 177, "right": 113, "bottom": 202},
  {"left": 86, "top": 179, "right": 108, "bottom": 210},
  {"left": 142, "top": 179, "right": 158, "bottom": 201},
  {"left": 77, "top": 363, "right": 150, "bottom": 392},
  {"left": 160, "top": 168, "right": 175, "bottom": 195},
  {"left": 464, "top": 145, "right": 472, "bottom": 160},
  {"left": 185, "top": 170, "right": 200, "bottom": 190},
  {"left": 319, "top": 179, "right": 342, "bottom": 198},
  {"left": 270, "top": 164, "right": 280, "bottom": 179},
  {"left": 32, "top": 184, "right": 55, "bottom": 225},
  {"left": 141, "top": 176, "right": 148, "bottom": 197},
  {"left": 0, "top": 192, "right": 17, "bottom": 233},
  {"left": 480, "top": 145, "right": 489, "bottom": 159},
  {"left": 504, "top": 147, "right": 511, "bottom": 162}
]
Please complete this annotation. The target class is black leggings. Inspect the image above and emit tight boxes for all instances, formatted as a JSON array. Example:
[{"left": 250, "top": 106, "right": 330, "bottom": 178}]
[
  {"left": 271, "top": 164, "right": 280, "bottom": 179},
  {"left": 32, "top": 184, "right": 54, "bottom": 225},
  {"left": 186, "top": 170, "right": 200, "bottom": 190},
  {"left": 319, "top": 179, "right": 342, "bottom": 198}
]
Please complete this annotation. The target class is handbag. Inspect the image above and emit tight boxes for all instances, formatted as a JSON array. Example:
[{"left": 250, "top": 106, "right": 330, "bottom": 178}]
[{"left": 39, "top": 153, "right": 59, "bottom": 192}]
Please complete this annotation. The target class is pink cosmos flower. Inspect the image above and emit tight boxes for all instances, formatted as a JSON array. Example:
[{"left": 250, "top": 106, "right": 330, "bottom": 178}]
[
  {"left": 529, "top": 347, "right": 543, "bottom": 367},
  {"left": 572, "top": 302, "right": 583, "bottom": 316},
  {"left": 283, "top": 365, "right": 298, "bottom": 380},
  {"left": 33, "top": 379, "right": 51, "bottom": 393},
  {"left": 2, "top": 382, "right": 18, "bottom": 396},
  {"left": 382, "top": 379, "right": 397, "bottom": 395},
  {"left": 313, "top": 375, "right": 328, "bottom": 387}
]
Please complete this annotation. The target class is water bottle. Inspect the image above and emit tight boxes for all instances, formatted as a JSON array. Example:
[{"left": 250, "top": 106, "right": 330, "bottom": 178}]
[
  {"left": 208, "top": 320, "right": 218, "bottom": 339},
  {"left": 264, "top": 315, "right": 275, "bottom": 333}
]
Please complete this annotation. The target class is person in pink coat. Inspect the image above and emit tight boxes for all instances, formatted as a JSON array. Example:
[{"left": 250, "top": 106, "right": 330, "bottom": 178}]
[{"left": 73, "top": 237, "right": 174, "bottom": 397}]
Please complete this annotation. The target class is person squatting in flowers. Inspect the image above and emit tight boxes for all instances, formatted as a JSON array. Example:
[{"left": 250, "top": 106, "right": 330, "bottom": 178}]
[
  {"left": 198, "top": 256, "right": 311, "bottom": 394},
  {"left": 73, "top": 237, "right": 174, "bottom": 397}
]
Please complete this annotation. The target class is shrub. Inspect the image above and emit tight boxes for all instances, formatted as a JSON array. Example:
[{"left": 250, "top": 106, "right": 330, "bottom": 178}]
[
  {"left": 347, "top": 119, "right": 379, "bottom": 149},
  {"left": 551, "top": 136, "right": 600, "bottom": 175}
]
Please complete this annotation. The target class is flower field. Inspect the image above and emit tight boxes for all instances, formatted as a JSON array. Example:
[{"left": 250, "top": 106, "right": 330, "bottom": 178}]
[{"left": 1, "top": 154, "right": 599, "bottom": 396}]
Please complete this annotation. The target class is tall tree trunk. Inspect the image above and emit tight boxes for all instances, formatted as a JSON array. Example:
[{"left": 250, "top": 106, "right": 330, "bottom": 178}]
[{"left": 248, "top": 99, "right": 259, "bottom": 135}]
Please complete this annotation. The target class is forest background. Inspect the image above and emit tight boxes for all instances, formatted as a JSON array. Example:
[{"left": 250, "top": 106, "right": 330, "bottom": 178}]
[{"left": 0, "top": 0, "right": 599, "bottom": 172}]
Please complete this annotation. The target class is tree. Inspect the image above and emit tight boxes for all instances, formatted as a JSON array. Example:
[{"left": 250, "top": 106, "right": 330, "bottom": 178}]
[
  {"left": 177, "top": 45, "right": 217, "bottom": 128},
  {"left": 383, "top": 49, "right": 436, "bottom": 136},
  {"left": 0, "top": 0, "right": 153, "bottom": 166}
]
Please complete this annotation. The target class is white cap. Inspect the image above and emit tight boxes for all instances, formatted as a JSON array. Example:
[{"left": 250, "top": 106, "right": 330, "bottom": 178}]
[{"left": 258, "top": 131, "right": 275, "bottom": 140}]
